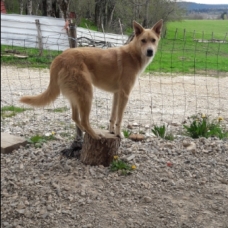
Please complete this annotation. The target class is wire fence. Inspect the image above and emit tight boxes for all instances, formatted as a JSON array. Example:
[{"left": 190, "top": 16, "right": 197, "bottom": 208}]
[{"left": 1, "top": 14, "right": 228, "bottom": 139}]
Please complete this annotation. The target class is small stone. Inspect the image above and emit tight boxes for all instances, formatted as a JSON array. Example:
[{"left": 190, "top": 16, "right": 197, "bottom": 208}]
[
  {"left": 129, "top": 134, "right": 145, "bottom": 142},
  {"left": 16, "top": 209, "right": 25, "bottom": 214},
  {"left": 47, "top": 205, "right": 53, "bottom": 211},
  {"left": 176, "top": 179, "right": 185, "bottom": 185},
  {"left": 110, "top": 192, "right": 115, "bottom": 197},
  {"left": 186, "top": 142, "right": 196, "bottom": 153},
  {"left": 81, "top": 191, "right": 86, "bottom": 197},
  {"left": 143, "top": 196, "right": 152, "bottom": 203},
  {"left": 127, "top": 124, "right": 133, "bottom": 129},
  {"left": 132, "top": 122, "right": 139, "bottom": 127},
  {"left": 126, "top": 154, "right": 136, "bottom": 161},
  {"left": 183, "top": 140, "right": 191, "bottom": 147}
]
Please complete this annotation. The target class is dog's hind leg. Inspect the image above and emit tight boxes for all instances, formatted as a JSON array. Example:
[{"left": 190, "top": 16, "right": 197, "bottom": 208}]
[
  {"left": 109, "top": 92, "right": 118, "bottom": 134},
  {"left": 70, "top": 85, "right": 101, "bottom": 140},
  {"left": 71, "top": 103, "right": 84, "bottom": 140}
]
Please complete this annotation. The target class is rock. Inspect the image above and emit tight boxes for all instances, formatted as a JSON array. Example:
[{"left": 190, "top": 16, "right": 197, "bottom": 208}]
[
  {"left": 47, "top": 205, "right": 53, "bottom": 211},
  {"left": 126, "top": 154, "right": 136, "bottom": 161},
  {"left": 132, "top": 122, "right": 139, "bottom": 127},
  {"left": 143, "top": 196, "right": 152, "bottom": 203},
  {"left": 129, "top": 134, "right": 145, "bottom": 141},
  {"left": 186, "top": 142, "right": 196, "bottom": 153},
  {"left": 127, "top": 124, "right": 133, "bottom": 129},
  {"left": 183, "top": 140, "right": 191, "bottom": 147}
]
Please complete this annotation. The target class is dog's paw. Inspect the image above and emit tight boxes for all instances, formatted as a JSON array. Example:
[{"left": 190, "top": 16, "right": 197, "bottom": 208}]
[
  {"left": 115, "top": 132, "right": 123, "bottom": 138},
  {"left": 109, "top": 125, "right": 115, "bottom": 134}
]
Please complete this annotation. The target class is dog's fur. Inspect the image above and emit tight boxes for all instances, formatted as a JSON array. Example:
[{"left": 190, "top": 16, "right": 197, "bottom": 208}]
[{"left": 20, "top": 20, "right": 163, "bottom": 139}]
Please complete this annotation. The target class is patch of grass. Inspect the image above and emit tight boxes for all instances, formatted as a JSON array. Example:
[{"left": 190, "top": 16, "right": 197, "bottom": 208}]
[
  {"left": 167, "top": 20, "right": 228, "bottom": 41},
  {"left": 79, "top": 18, "right": 98, "bottom": 31},
  {"left": 46, "top": 106, "right": 69, "bottom": 113},
  {"left": 146, "top": 20, "right": 228, "bottom": 74},
  {"left": 1, "top": 45, "right": 61, "bottom": 68},
  {"left": 122, "top": 129, "right": 131, "bottom": 138},
  {"left": 183, "top": 113, "right": 228, "bottom": 139},
  {"left": 1, "top": 105, "right": 30, "bottom": 118},
  {"left": 152, "top": 124, "right": 174, "bottom": 140},
  {"left": 110, "top": 156, "right": 136, "bottom": 176},
  {"left": 27, "top": 134, "right": 56, "bottom": 148}
]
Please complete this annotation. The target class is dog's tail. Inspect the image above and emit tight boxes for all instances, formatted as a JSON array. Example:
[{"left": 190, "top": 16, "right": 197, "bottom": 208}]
[{"left": 20, "top": 64, "right": 60, "bottom": 107}]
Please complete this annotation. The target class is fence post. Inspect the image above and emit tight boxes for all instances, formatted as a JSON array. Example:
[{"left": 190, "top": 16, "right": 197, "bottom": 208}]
[
  {"left": 68, "top": 19, "right": 77, "bottom": 48},
  {"left": 35, "top": 19, "right": 43, "bottom": 56}
]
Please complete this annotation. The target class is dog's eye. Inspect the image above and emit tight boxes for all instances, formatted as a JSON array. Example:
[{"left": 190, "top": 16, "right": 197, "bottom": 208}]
[
  {"left": 151, "top": 38, "right": 156, "bottom": 43},
  {"left": 141, "top": 39, "right": 146, "bottom": 43}
]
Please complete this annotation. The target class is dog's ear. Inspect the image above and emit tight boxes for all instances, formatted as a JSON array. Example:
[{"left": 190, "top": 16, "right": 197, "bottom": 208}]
[
  {"left": 151, "top": 19, "right": 163, "bottom": 37},
  {"left": 133, "top": 21, "right": 144, "bottom": 36}
]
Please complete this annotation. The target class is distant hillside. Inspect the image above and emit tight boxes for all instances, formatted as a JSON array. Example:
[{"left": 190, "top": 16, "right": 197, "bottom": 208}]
[{"left": 178, "top": 2, "right": 228, "bottom": 11}]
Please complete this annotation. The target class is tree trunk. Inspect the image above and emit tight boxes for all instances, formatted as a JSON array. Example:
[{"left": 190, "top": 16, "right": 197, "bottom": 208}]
[
  {"left": 27, "top": 0, "right": 32, "bottom": 15},
  {"left": 57, "top": 0, "right": 70, "bottom": 20},
  {"left": 80, "top": 130, "right": 121, "bottom": 167},
  {"left": 107, "top": 1, "right": 116, "bottom": 30},
  {"left": 19, "top": 0, "right": 23, "bottom": 15},
  {"left": 47, "top": 0, "right": 52, "bottom": 16}
]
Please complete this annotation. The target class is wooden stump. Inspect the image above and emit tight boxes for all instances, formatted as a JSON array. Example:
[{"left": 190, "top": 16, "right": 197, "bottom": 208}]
[{"left": 80, "top": 130, "right": 121, "bottom": 167}]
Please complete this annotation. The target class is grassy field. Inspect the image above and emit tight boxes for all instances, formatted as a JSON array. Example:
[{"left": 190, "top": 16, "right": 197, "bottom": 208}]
[
  {"left": 166, "top": 20, "right": 228, "bottom": 40},
  {"left": 1, "top": 20, "right": 228, "bottom": 74},
  {"left": 147, "top": 20, "right": 228, "bottom": 73}
]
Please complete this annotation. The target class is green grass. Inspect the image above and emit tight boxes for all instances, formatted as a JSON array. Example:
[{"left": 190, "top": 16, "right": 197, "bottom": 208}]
[
  {"left": 183, "top": 113, "right": 228, "bottom": 139},
  {"left": 151, "top": 125, "right": 174, "bottom": 140},
  {"left": 166, "top": 20, "right": 228, "bottom": 41},
  {"left": 1, "top": 105, "right": 30, "bottom": 118},
  {"left": 79, "top": 18, "right": 98, "bottom": 31},
  {"left": 27, "top": 134, "right": 57, "bottom": 148},
  {"left": 110, "top": 156, "right": 136, "bottom": 175},
  {"left": 147, "top": 20, "right": 228, "bottom": 74},
  {"left": 46, "top": 106, "right": 69, "bottom": 113},
  {"left": 122, "top": 129, "right": 131, "bottom": 138},
  {"left": 1, "top": 45, "right": 61, "bottom": 68}
]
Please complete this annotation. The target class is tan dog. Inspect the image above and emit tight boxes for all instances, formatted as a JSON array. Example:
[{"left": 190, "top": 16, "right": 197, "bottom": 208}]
[{"left": 20, "top": 20, "right": 163, "bottom": 139}]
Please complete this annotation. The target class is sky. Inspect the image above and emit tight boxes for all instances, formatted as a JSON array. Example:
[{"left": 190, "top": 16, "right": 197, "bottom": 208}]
[{"left": 181, "top": 0, "right": 228, "bottom": 4}]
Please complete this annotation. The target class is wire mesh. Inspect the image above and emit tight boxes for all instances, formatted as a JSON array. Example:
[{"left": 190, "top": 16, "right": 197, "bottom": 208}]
[{"left": 1, "top": 14, "right": 228, "bottom": 139}]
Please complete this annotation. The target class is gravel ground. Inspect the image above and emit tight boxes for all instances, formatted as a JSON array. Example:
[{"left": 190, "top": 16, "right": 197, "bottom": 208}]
[
  {"left": 1, "top": 66, "right": 228, "bottom": 228},
  {"left": 1, "top": 136, "right": 228, "bottom": 228}
]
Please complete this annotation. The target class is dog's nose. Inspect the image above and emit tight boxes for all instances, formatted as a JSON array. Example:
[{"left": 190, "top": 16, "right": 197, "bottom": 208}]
[{"left": 147, "top": 49, "right": 153, "bottom": 57}]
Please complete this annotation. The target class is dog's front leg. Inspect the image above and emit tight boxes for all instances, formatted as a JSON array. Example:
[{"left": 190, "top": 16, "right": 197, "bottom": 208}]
[
  {"left": 115, "top": 90, "right": 129, "bottom": 137},
  {"left": 109, "top": 92, "right": 118, "bottom": 134}
]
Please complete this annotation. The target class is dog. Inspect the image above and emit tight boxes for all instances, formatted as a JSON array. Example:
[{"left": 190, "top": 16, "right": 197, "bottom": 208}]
[{"left": 20, "top": 19, "right": 163, "bottom": 140}]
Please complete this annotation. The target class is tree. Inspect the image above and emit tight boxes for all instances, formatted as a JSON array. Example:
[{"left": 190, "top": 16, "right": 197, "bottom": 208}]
[
  {"left": 95, "top": 0, "right": 117, "bottom": 30},
  {"left": 19, "top": 0, "right": 23, "bottom": 14},
  {"left": 27, "top": 0, "right": 32, "bottom": 15}
]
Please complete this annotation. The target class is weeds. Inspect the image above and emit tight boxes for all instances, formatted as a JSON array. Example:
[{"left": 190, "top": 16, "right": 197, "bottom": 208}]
[
  {"left": 151, "top": 125, "right": 174, "bottom": 140},
  {"left": 122, "top": 129, "right": 131, "bottom": 138},
  {"left": 46, "top": 106, "right": 69, "bottom": 113},
  {"left": 1, "top": 105, "right": 30, "bottom": 118},
  {"left": 183, "top": 113, "right": 228, "bottom": 139},
  {"left": 27, "top": 134, "right": 56, "bottom": 148},
  {"left": 110, "top": 156, "right": 136, "bottom": 175}
]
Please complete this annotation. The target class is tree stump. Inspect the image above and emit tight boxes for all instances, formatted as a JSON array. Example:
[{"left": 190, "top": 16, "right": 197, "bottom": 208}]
[{"left": 80, "top": 129, "right": 121, "bottom": 167}]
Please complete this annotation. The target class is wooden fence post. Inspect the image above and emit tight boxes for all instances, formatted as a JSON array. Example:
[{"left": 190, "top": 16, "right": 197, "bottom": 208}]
[
  {"left": 35, "top": 19, "right": 43, "bottom": 56},
  {"left": 67, "top": 19, "right": 77, "bottom": 48}
]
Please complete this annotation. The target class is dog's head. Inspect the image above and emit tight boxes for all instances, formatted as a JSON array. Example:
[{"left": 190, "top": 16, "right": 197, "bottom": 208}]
[{"left": 131, "top": 20, "right": 163, "bottom": 58}]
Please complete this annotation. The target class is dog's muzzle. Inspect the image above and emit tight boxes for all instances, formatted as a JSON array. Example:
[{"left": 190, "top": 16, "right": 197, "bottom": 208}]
[{"left": 147, "top": 49, "right": 153, "bottom": 57}]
